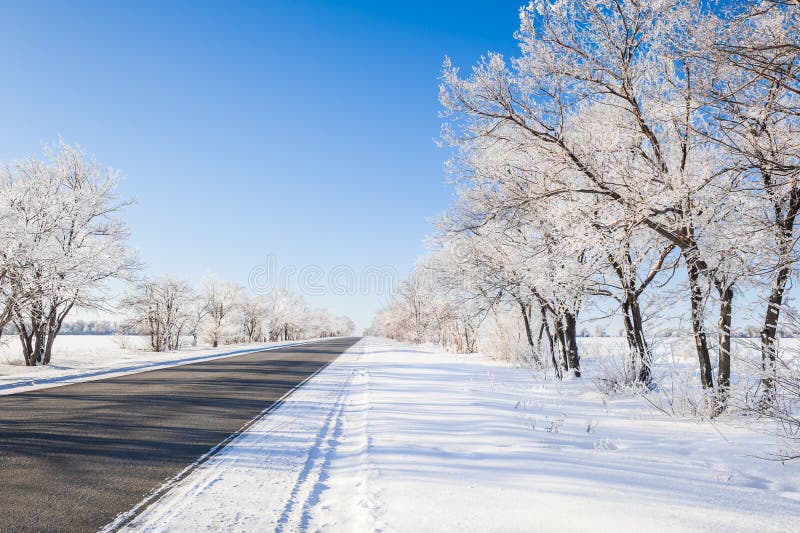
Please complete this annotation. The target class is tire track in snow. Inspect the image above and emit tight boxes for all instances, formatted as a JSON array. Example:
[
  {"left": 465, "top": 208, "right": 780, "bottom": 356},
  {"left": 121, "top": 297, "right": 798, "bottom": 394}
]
[
  {"left": 308, "top": 340, "right": 383, "bottom": 532},
  {"left": 119, "top": 338, "right": 375, "bottom": 533},
  {"left": 275, "top": 370, "right": 352, "bottom": 532}
]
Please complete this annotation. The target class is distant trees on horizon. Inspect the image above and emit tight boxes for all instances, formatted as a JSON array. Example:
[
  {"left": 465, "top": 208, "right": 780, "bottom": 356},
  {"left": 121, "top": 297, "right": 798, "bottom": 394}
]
[
  {"left": 121, "top": 275, "right": 355, "bottom": 352},
  {"left": 2, "top": 320, "right": 118, "bottom": 336},
  {"left": 0, "top": 143, "right": 354, "bottom": 365}
]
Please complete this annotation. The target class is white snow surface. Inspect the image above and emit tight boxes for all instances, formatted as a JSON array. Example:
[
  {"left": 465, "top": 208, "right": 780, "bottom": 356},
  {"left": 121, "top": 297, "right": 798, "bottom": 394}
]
[
  {"left": 121, "top": 337, "right": 800, "bottom": 532},
  {"left": 0, "top": 335, "right": 317, "bottom": 395}
]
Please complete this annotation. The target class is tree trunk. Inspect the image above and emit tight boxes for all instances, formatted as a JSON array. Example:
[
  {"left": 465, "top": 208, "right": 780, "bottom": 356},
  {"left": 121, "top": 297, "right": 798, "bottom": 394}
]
[
  {"left": 761, "top": 182, "right": 800, "bottom": 405},
  {"left": 761, "top": 265, "right": 789, "bottom": 404},
  {"left": 43, "top": 304, "right": 71, "bottom": 366},
  {"left": 540, "top": 307, "right": 561, "bottom": 379},
  {"left": 519, "top": 300, "right": 543, "bottom": 367},
  {"left": 687, "top": 257, "right": 714, "bottom": 390},
  {"left": 43, "top": 330, "right": 56, "bottom": 365},
  {"left": 621, "top": 300, "right": 637, "bottom": 380},
  {"left": 630, "top": 300, "right": 652, "bottom": 385},
  {"left": 610, "top": 254, "right": 651, "bottom": 385},
  {"left": 464, "top": 324, "right": 476, "bottom": 353},
  {"left": 18, "top": 325, "right": 35, "bottom": 367},
  {"left": 563, "top": 311, "right": 580, "bottom": 377},
  {"left": 554, "top": 317, "right": 569, "bottom": 373},
  {"left": 33, "top": 328, "right": 44, "bottom": 365},
  {"left": 624, "top": 296, "right": 653, "bottom": 386},
  {"left": 716, "top": 284, "right": 734, "bottom": 409}
]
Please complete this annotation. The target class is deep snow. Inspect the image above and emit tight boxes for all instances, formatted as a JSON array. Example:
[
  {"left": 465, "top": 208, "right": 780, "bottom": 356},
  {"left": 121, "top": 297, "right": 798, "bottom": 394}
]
[{"left": 121, "top": 337, "right": 800, "bottom": 532}]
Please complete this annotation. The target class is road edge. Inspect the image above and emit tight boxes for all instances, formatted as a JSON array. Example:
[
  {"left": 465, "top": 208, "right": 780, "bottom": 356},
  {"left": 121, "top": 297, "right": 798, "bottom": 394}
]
[
  {"left": 0, "top": 338, "right": 335, "bottom": 397},
  {"left": 100, "top": 337, "right": 360, "bottom": 532}
]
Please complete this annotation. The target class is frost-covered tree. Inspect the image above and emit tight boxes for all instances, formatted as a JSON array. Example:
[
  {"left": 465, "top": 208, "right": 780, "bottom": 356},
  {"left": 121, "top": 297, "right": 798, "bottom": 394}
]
[
  {"left": 367, "top": 1, "right": 800, "bottom": 432},
  {"left": 705, "top": 0, "right": 800, "bottom": 403},
  {"left": 238, "top": 294, "right": 266, "bottom": 342},
  {"left": 121, "top": 276, "right": 198, "bottom": 352},
  {"left": 200, "top": 275, "right": 242, "bottom": 347},
  {"left": 263, "top": 289, "right": 304, "bottom": 341},
  {"left": 331, "top": 315, "right": 356, "bottom": 337},
  {"left": 1, "top": 142, "right": 135, "bottom": 365},
  {"left": 438, "top": 0, "right": 759, "bottom": 407}
]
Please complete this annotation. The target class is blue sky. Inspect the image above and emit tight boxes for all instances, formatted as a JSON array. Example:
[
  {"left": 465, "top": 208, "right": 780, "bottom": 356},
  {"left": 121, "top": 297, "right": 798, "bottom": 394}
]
[{"left": 0, "top": 1, "right": 524, "bottom": 330}]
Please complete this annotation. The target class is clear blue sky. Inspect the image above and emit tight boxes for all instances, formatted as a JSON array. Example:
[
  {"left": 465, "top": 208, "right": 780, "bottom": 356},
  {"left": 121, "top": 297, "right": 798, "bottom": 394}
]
[{"left": 0, "top": 0, "right": 524, "bottom": 330}]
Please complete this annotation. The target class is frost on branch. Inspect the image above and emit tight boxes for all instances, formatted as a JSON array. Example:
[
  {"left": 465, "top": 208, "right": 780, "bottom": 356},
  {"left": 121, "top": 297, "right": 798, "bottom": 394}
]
[
  {"left": 0, "top": 142, "right": 136, "bottom": 366},
  {"left": 376, "top": 1, "right": 800, "bottom": 432}
]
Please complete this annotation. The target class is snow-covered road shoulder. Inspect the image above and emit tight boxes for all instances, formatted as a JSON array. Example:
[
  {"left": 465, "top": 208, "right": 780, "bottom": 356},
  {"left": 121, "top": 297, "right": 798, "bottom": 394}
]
[
  {"left": 122, "top": 338, "right": 373, "bottom": 532},
  {"left": 123, "top": 338, "right": 800, "bottom": 532}
]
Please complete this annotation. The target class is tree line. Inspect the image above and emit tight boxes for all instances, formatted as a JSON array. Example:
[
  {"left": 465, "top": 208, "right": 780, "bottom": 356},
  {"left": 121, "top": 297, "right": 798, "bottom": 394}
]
[
  {"left": 2, "top": 320, "right": 118, "bottom": 335},
  {"left": 0, "top": 142, "right": 353, "bottom": 365},
  {"left": 120, "top": 275, "right": 355, "bottom": 352},
  {"left": 369, "top": 0, "right": 800, "bottom": 421}
]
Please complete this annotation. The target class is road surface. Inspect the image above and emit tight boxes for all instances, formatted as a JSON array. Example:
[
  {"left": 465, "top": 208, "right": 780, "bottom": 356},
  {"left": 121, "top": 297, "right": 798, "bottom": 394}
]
[{"left": 0, "top": 337, "right": 360, "bottom": 532}]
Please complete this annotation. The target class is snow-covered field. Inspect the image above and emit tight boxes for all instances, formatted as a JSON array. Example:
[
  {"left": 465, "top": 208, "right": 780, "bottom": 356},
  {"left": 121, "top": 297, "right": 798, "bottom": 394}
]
[
  {"left": 0, "top": 335, "right": 314, "bottom": 395},
  {"left": 122, "top": 337, "right": 800, "bottom": 532}
]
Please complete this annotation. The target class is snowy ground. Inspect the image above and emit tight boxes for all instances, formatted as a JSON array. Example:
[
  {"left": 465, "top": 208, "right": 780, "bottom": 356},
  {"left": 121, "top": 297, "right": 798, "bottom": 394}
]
[
  {"left": 122, "top": 337, "right": 800, "bottom": 533},
  {"left": 0, "top": 335, "right": 316, "bottom": 395}
]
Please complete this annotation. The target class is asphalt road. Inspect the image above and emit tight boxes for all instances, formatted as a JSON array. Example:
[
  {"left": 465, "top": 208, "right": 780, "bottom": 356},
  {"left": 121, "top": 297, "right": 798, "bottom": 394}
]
[{"left": 0, "top": 337, "right": 360, "bottom": 533}]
